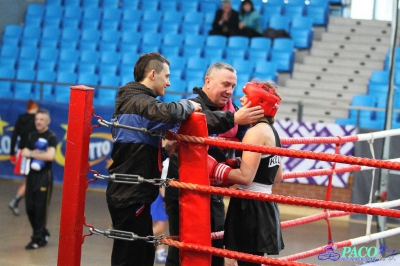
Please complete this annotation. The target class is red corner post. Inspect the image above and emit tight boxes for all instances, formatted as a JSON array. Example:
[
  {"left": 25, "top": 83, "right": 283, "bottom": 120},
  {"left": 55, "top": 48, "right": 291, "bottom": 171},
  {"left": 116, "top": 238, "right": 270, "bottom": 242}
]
[
  {"left": 58, "top": 86, "right": 94, "bottom": 266},
  {"left": 178, "top": 112, "right": 211, "bottom": 266}
]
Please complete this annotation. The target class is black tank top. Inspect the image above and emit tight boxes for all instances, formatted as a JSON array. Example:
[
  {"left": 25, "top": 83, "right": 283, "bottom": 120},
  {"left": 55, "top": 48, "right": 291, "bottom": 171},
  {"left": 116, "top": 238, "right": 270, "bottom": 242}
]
[{"left": 252, "top": 121, "right": 281, "bottom": 185}]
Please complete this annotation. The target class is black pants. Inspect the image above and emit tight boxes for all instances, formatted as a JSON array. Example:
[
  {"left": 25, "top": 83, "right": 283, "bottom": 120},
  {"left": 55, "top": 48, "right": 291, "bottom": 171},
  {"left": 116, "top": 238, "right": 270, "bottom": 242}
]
[
  {"left": 165, "top": 195, "right": 225, "bottom": 266},
  {"left": 25, "top": 170, "right": 53, "bottom": 242},
  {"left": 108, "top": 203, "right": 155, "bottom": 266}
]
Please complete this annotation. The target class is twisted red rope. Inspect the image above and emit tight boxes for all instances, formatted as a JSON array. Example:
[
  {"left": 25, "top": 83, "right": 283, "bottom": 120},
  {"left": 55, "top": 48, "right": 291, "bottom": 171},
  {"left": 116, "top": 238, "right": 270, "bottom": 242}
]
[
  {"left": 168, "top": 181, "right": 400, "bottom": 218},
  {"left": 161, "top": 238, "right": 316, "bottom": 266}
]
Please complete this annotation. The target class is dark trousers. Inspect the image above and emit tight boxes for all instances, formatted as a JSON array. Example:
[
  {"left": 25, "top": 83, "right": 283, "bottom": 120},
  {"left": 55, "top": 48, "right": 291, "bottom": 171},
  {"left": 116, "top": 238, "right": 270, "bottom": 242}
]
[
  {"left": 165, "top": 196, "right": 225, "bottom": 266},
  {"left": 108, "top": 203, "right": 155, "bottom": 266},
  {"left": 25, "top": 170, "right": 53, "bottom": 241}
]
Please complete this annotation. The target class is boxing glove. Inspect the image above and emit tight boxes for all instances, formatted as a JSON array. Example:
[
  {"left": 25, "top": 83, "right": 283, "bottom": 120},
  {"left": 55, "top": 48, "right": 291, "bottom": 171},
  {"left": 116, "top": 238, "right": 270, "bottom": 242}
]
[
  {"left": 225, "top": 157, "right": 241, "bottom": 169},
  {"left": 31, "top": 138, "right": 48, "bottom": 171},
  {"left": 207, "top": 155, "right": 232, "bottom": 186}
]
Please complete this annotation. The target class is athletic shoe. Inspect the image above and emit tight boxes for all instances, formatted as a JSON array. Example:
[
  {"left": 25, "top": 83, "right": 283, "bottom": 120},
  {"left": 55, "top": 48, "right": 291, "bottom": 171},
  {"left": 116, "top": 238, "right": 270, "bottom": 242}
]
[
  {"left": 8, "top": 200, "right": 20, "bottom": 216},
  {"left": 25, "top": 240, "right": 40, "bottom": 250},
  {"left": 155, "top": 249, "right": 167, "bottom": 264},
  {"left": 42, "top": 230, "right": 50, "bottom": 246}
]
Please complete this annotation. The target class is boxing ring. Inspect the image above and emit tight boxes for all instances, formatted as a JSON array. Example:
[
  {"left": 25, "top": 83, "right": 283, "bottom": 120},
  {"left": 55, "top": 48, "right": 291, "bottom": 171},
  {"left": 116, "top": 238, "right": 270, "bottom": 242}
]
[{"left": 57, "top": 86, "right": 400, "bottom": 265}]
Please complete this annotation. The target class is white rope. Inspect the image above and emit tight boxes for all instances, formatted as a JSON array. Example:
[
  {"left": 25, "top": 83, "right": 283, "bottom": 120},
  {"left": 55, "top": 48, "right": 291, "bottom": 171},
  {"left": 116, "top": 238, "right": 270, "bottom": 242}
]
[
  {"left": 357, "top": 128, "right": 400, "bottom": 142},
  {"left": 351, "top": 227, "right": 400, "bottom": 246}
]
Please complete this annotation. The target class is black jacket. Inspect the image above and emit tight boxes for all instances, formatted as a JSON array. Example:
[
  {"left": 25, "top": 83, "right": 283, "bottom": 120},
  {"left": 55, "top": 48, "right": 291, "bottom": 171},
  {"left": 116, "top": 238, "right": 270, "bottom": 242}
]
[
  {"left": 106, "top": 82, "right": 195, "bottom": 208},
  {"left": 10, "top": 113, "right": 36, "bottom": 155},
  {"left": 165, "top": 87, "right": 249, "bottom": 205}
]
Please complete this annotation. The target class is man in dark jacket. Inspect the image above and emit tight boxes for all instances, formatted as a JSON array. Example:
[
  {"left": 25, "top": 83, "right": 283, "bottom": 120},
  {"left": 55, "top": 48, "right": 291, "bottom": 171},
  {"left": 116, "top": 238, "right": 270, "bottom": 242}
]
[
  {"left": 106, "top": 52, "right": 201, "bottom": 266},
  {"left": 165, "top": 62, "right": 265, "bottom": 266},
  {"left": 209, "top": 0, "right": 239, "bottom": 37}
]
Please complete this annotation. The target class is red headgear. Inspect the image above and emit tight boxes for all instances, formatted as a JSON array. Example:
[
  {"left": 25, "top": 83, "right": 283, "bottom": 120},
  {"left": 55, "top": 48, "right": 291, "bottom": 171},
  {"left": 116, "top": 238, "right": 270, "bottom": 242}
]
[{"left": 242, "top": 82, "right": 281, "bottom": 117}]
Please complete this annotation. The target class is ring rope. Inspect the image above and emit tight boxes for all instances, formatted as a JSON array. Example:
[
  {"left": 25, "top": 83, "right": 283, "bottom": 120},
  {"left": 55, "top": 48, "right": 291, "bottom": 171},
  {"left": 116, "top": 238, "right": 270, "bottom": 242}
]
[
  {"left": 168, "top": 181, "right": 400, "bottom": 218},
  {"left": 168, "top": 132, "right": 400, "bottom": 171},
  {"left": 160, "top": 238, "right": 316, "bottom": 266},
  {"left": 280, "top": 227, "right": 400, "bottom": 261}
]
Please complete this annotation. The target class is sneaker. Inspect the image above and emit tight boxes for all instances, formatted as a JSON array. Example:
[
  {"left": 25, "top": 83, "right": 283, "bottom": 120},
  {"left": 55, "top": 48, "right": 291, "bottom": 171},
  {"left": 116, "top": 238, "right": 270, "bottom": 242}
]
[
  {"left": 25, "top": 240, "right": 40, "bottom": 250},
  {"left": 155, "top": 249, "right": 167, "bottom": 264},
  {"left": 41, "top": 230, "right": 50, "bottom": 246},
  {"left": 8, "top": 200, "right": 20, "bottom": 216}
]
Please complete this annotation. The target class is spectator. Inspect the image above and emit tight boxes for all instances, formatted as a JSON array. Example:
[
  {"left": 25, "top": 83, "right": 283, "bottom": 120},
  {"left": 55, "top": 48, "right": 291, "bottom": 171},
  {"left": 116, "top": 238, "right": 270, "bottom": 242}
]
[
  {"left": 21, "top": 108, "right": 57, "bottom": 249},
  {"left": 237, "top": 0, "right": 263, "bottom": 38},
  {"left": 209, "top": 0, "right": 239, "bottom": 37},
  {"left": 106, "top": 52, "right": 201, "bottom": 266},
  {"left": 8, "top": 99, "right": 39, "bottom": 216}
]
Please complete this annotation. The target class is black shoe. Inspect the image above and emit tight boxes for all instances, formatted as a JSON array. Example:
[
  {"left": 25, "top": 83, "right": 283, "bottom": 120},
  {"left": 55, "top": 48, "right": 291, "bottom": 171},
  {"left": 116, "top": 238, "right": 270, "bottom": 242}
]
[
  {"left": 25, "top": 240, "right": 40, "bottom": 250},
  {"left": 8, "top": 200, "right": 20, "bottom": 216},
  {"left": 42, "top": 230, "right": 50, "bottom": 246}
]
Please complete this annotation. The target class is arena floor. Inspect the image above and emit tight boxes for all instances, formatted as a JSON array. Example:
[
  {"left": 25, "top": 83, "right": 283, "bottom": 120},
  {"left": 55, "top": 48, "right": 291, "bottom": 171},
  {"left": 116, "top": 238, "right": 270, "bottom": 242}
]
[{"left": 1, "top": 178, "right": 399, "bottom": 266}]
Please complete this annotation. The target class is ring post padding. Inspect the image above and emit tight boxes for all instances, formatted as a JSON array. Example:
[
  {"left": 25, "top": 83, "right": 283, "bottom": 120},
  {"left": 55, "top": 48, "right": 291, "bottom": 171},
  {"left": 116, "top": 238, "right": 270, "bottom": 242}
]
[
  {"left": 57, "top": 85, "right": 94, "bottom": 266},
  {"left": 178, "top": 112, "right": 211, "bottom": 266}
]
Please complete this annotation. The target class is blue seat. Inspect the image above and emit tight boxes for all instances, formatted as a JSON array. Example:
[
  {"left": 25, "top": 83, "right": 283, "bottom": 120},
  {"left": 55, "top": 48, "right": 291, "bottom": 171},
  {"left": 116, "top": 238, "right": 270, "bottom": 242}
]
[
  {"left": 159, "top": 21, "right": 180, "bottom": 34},
  {"left": 179, "top": 1, "right": 199, "bottom": 12},
  {"left": 54, "top": 72, "right": 78, "bottom": 103},
  {"left": 98, "top": 64, "right": 119, "bottom": 75},
  {"left": 102, "top": 7, "right": 121, "bottom": 21},
  {"left": 100, "top": 51, "right": 121, "bottom": 64},
  {"left": 252, "top": 61, "right": 278, "bottom": 82},
  {"left": 204, "top": 12, "right": 215, "bottom": 24},
  {"left": 64, "top": 0, "right": 81, "bottom": 6},
  {"left": 19, "top": 46, "right": 39, "bottom": 60},
  {"left": 142, "top": 32, "right": 162, "bottom": 46},
  {"left": 40, "top": 38, "right": 59, "bottom": 49},
  {"left": 80, "top": 50, "right": 100, "bottom": 63},
  {"left": 0, "top": 45, "right": 19, "bottom": 58},
  {"left": 261, "top": 5, "right": 283, "bottom": 28},
  {"left": 268, "top": 15, "right": 291, "bottom": 32},
  {"left": 205, "top": 35, "right": 228, "bottom": 48},
  {"left": 0, "top": 57, "right": 16, "bottom": 69},
  {"left": 184, "top": 34, "right": 206, "bottom": 47},
  {"left": 1, "top": 35, "right": 20, "bottom": 47},
  {"left": 57, "top": 61, "right": 77, "bottom": 73},
  {"left": 121, "top": 0, "right": 140, "bottom": 9},
  {"left": 120, "top": 52, "right": 140, "bottom": 66},
  {"left": 22, "top": 25, "right": 41, "bottom": 40},
  {"left": 183, "top": 69, "right": 204, "bottom": 81},
  {"left": 199, "top": 1, "right": 218, "bottom": 13},
  {"left": 44, "top": 5, "right": 63, "bottom": 17},
  {"left": 20, "top": 37, "right": 39, "bottom": 48},
  {"left": 103, "top": 0, "right": 120, "bottom": 8},
  {"left": 306, "top": 5, "right": 328, "bottom": 26},
  {"left": 369, "top": 70, "right": 389, "bottom": 86},
  {"left": 186, "top": 56, "right": 209, "bottom": 70},
  {"left": 140, "top": 0, "right": 159, "bottom": 11},
  {"left": 169, "top": 69, "right": 184, "bottom": 80},
  {"left": 35, "top": 70, "right": 56, "bottom": 101},
  {"left": 183, "top": 12, "right": 204, "bottom": 24},
  {"left": 160, "top": 1, "right": 178, "bottom": 12},
  {"left": 61, "top": 17, "right": 80, "bottom": 28},
  {"left": 163, "top": 93, "right": 185, "bottom": 103},
  {"left": 120, "top": 21, "right": 140, "bottom": 32},
  {"left": 162, "top": 10, "right": 183, "bottom": 23},
  {"left": 26, "top": 3, "right": 44, "bottom": 17},
  {"left": 3, "top": 25, "right": 23, "bottom": 38},
  {"left": 140, "top": 44, "right": 160, "bottom": 54},
  {"left": 121, "top": 9, "right": 142, "bottom": 22},
  {"left": 37, "top": 60, "right": 56, "bottom": 71},
  {"left": 99, "top": 74, "right": 120, "bottom": 87},
  {"left": 82, "top": 0, "right": 101, "bottom": 8},
  {"left": 80, "top": 18, "right": 100, "bottom": 30},
  {"left": 139, "top": 21, "right": 159, "bottom": 33},
  {"left": 119, "top": 42, "right": 139, "bottom": 53},
  {"left": 38, "top": 47, "right": 59, "bottom": 62},
  {"left": 163, "top": 33, "right": 184, "bottom": 47},
  {"left": 283, "top": 4, "right": 305, "bottom": 17},
  {"left": 81, "top": 28, "right": 100, "bottom": 42},
  {"left": 231, "top": 59, "right": 255, "bottom": 75},
  {"left": 247, "top": 49, "right": 269, "bottom": 62},
  {"left": 347, "top": 94, "right": 376, "bottom": 124},
  {"left": 289, "top": 16, "right": 314, "bottom": 49},
  {"left": 225, "top": 48, "right": 246, "bottom": 60},
  {"left": 83, "top": 7, "right": 102, "bottom": 20},
  {"left": 227, "top": 36, "right": 250, "bottom": 49},
  {"left": 0, "top": 67, "right": 15, "bottom": 98},
  {"left": 181, "top": 46, "right": 203, "bottom": 58},
  {"left": 160, "top": 46, "right": 181, "bottom": 57},
  {"left": 120, "top": 31, "right": 141, "bottom": 44},
  {"left": 101, "top": 29, "right": 121, "bottom": 42},
  {"left": 77, "top": 72, "right": 99, "bottom": 87},
  {"left": 61, "top": 27, "right": 80, "bottom": 41},
  {"left": 77, "top": 62, "right": 97, "bottom": 74},
  {"left": 64, "top": 6, "right": 82, "bottom": 19},
  {"left": 203, "top": 47, "right": 225, "bottom": 61},
  {"left": 368, "top": 84, "right": 389, "bottom": 95},
  {"left": 168, "top": 55, "right": 187, "bottom": 70},
  {"left": 249, "top": 37, "right": 272, "bottom": 50},
  {"left": 94, "top": 88, "right": 118, "bottom": 106},
  {"left": 270, "top": 50, "right": 294, "bottom": 72},
  {"left": 100, "top": 19, "right": 120, "bottom": 31},
  {"left": 42, "top": 26, "right": 61, "bottom": 41},
  {"left": 272, "top": 38, "right": 294, "bottom": 53},
  {"left": 14, "top": 68, "right": 36, "bottom": 99},
  {"left": 24, "top": 15, "right": 42, "bottom": 28},
  {"left": 180, "top": 23, "right": 201, "bottom": 35},
  {"left": 142, "top": 10, "right": 162, "bottom": 22},
  {"left": 59, "top": 48, "right": 80, "bottom": 62},
  {"left": 168, "top": 79, "right": 187, "bottom": 93}
]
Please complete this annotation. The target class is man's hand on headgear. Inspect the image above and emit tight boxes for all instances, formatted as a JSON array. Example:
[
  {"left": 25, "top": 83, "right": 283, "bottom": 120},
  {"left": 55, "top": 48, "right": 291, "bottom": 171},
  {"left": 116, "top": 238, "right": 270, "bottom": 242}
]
[{"left": 234, "top": 101, "right": 265, "bottom": 125}]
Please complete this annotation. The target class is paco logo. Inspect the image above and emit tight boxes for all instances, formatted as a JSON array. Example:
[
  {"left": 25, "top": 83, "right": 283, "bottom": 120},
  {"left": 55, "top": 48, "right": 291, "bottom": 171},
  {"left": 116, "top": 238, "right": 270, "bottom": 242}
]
[{"left": 318, "top": 245, "right": 397, "bottom": 263}]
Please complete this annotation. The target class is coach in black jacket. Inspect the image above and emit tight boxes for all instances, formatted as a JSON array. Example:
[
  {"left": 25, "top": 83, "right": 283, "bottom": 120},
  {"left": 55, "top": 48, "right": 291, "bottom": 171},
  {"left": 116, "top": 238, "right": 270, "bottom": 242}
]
[
  {"left": 165, "top": 62, "right": 264, "bottom": 266},
  {"left": 107, "top": 52, "right": 201, "bottom": 266}
]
